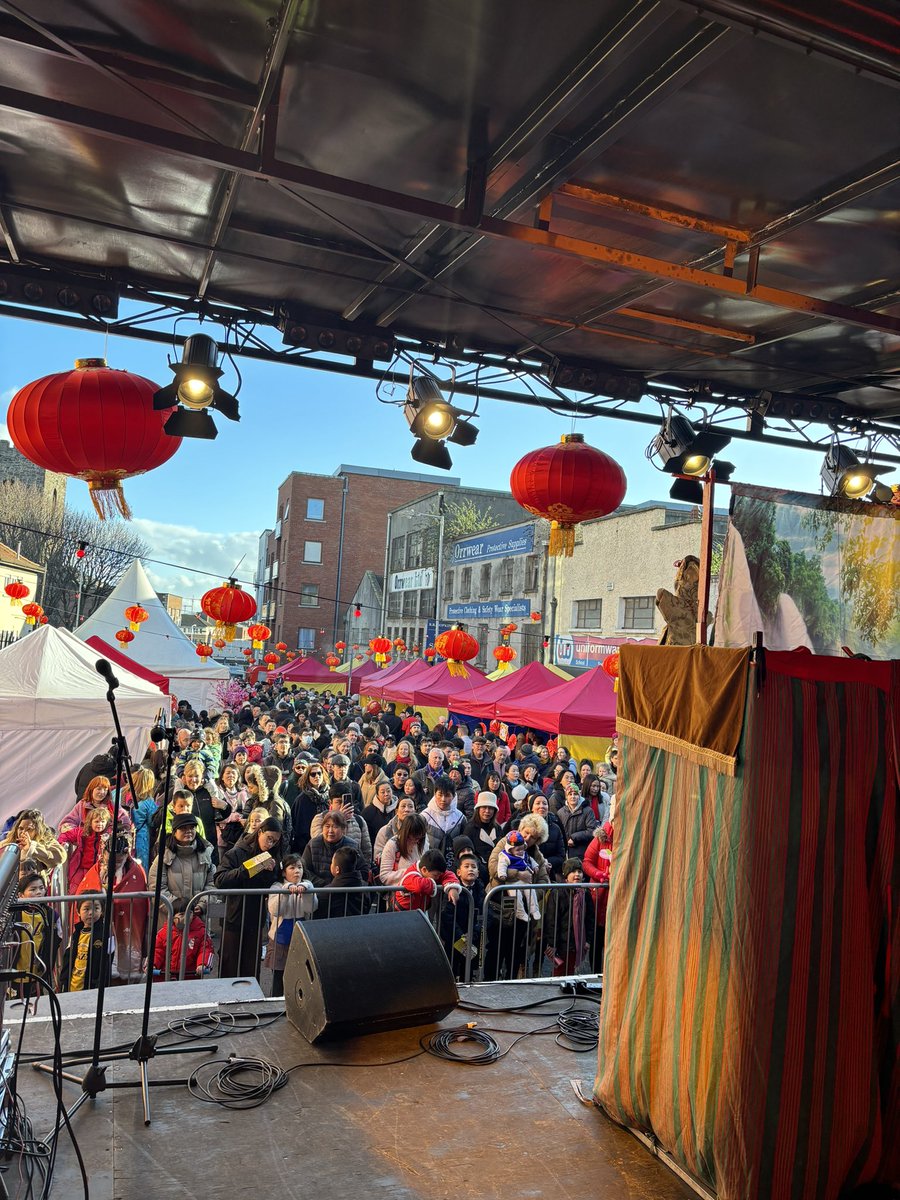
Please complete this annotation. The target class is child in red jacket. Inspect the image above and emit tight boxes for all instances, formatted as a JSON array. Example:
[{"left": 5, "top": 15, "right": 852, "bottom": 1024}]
[
  {"left": 153, "top": 899, "right": 214, "bottom": 979},
  {"left": 394, "top": 850, "right": 461, "bottom": 912}
]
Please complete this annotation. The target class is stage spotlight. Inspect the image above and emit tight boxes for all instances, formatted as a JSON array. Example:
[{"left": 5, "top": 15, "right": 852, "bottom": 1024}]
[
  {"left": 404, "top": 374, "right": 479, "bottom": 446},
  {"left": 650, "top": 413, "right": 732, "bottom": 475},
  {"left": 668, "top": 460, "right": 734, "bottom": 504},
  {"left": 154, "top": 333, "right": 240, "bottom": 438},
  {"left": 820, "top": 445, "right": 888, "bottom": 499},
  {"left": 869, "top": 481, "right": 894, "bottom": 505}
]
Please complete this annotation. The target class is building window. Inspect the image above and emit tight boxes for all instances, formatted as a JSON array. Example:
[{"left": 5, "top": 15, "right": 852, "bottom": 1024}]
[
  {"left": 478, "top": 564, "right": 492, "bottom": 598},
  {"left": 418, "top": 588, "right": 435, "bottom": 618},
  {"left": 574, "top": 598, "right": 602, "bottom": 629},
  {"left": 525, "top": 554, "right": 540, "bottom": 592},
  {"left": 406, "top": 531, "right": 424, "bottom": 569},
  {"left": 443, "top": 569, "right": 454, "bottom": 600},
  {"left": 477, "top": 623, "right": 489, "bottom": 667},
  {"left": 388, "top": 593, "right": 402, "bottom": 618},
  {"left": 459, "top": 567, "right": 472, "bottom": 600},
  {"left": 498, "top": 559, "right": 514, "bottom": 596},
  {"left": 297, "top": 627, "right": 316, "bottom": 649},
  {"left": 622, "top": 596, "right": 655, "bottom": 630},
  {"left": 402, "top": 591, "right": 417, "bottom": 618},
  {"left": 390, "top": 536, "right": 406, "bottom": 572},
  {"left": 306, "top": 498, "right": 324, "bottom": 521},
  {"left": 303, "top": 541, "right": 322, "bottom": 563},
  {"left": 299, "top": 584, "right": 319, "bottom": 607}
]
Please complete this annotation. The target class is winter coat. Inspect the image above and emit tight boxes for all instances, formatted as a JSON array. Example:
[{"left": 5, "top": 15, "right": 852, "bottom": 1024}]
[
  {"left": 61, "top": 920, "right": 113, "bottom": 992},
  {"left": 73, "top": 754, "right": 115, "bottom": 799},
  {"left": 131, "top": 798, "right": 160, "bottom": 869},
  {"left": 377, "top": 835, "right": 428, "bottom": 887},
  {"left": 300, "top": 835, "right": 352, "bottom": 889},
  {"left": 290, "top": 788, "right": 329, "bottom": 854},
  {"left": 59, "top": 825, "right": 108, "bottom": 893},
  {"left": 582, "top": 836, "right": 612, "bottom": 924},
  {"left": 487, "top": 838, "right": 549, "bottom": 925},
  {"left": 361, "top": 799, "right": 396, "bottom": 847},
  {"left": 462, "top": 817, "right": 500, "bottom": 885},
  {"left": 59, "top": 796, "right": 132, "bottom": 838},
  {"left": 309, "top": 811, "right": 372, "bottom": 867},
  {"left": 421, "top": 800, "right": 467, "bottom": 861},
  {"left": 556, "top": 798, "right": 595, "bottom": 861},
  {"left": 184, "top": 784, "right": 231, "bottom": 854},
  {"left": 543, "top": 885, "right": 592, "bottom": 963},
  {"left": 148, "top": 837, "right": 215, "bottom": 909},
  {"left": 214, "top": 832, "right": 284, "bottom": 929},
  {"left": 373, "top": 815, "right": 403, "bottom": 867},
  {"left": 154, "top": 915, "right": 214, "bottom": 977},
  {"left": 394, "top": 862, "right": 460, "bottom": 912},
  {"left": 266, "top": 881, "right": 317, "bottom": 940},
  {"left": 358, "top": 770, "right": 390, "bottom": 809},
  {"left": 242, "top": 793, "right": 292, "bottom": 848},
  {"left": 317, "top": 868, "right": 369, "bottom": 918},
  {"left": 509, "top": 812, "right": 566, "bottom": 879}
]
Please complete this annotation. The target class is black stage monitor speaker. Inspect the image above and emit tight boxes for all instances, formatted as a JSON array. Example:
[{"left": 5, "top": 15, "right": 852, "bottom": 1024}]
[{"left": 284, "top": 910, "right": 458, "bottom": 1042}]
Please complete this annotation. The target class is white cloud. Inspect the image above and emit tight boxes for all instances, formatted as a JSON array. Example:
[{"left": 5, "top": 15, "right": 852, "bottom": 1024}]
[{"left": 130, "top": 519, "right": 262, "bottom": 606}]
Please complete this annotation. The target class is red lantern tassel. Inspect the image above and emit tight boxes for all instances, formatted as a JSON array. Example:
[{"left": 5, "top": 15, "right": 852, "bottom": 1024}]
[
  {"left": 88, "top": 476, "right": 132, "bottom": 520},
  {"left": 548, "top": 521, "right": 576, "bottom": 557},
  {"left": 448, "top": 661, "right": 469, "bottom": 678}
]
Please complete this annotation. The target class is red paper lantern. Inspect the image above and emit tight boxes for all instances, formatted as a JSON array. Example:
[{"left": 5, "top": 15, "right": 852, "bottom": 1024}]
[
  {"left": 434, "top": 626, "right": 478, "bottom": 677},
  {"left": 286, "top": 651, "right": 297, "bottom": 661},
  {"left": 325, "top": 653, "right": 341, "bottom": 671},
  {"left": 201, "top": 579, "right": 257, "bottom": 643},
  {"left": 115, "top": 628, "right": 135, "bottom": 649},
  {"left": 39, "top": 614, "right": 48, "bottom": 625},
  {"left": 263, "top": 652, "right": 279, "bottom": 671},
  {"left": 493, "top": 644, "right": 517, "bottom": 675},
  {"left": 602, "top": 652, "right": 620, "bottom": 692},
  {"left": 334, "top": 641, "right": 346, "bottom": 653},
  {"left": 213, "top": 638, "right": 227, "bottom": 650},
  {"left": 354, "top": 606, "right": 362, "bottom": 619},
  {"left": 247, "top": 623, "right": 271, "bottom": 650},
  {"left": 4, "top": 581, "right": 29, "bottom": 606},
  {"left": 275, "top": 641, "right": 288, "bottom": 653},
  {"left": 242, "top": 647, "right": 254, "bottom": 658},
  {"left": 370, "top": 636, "right": 392, "bottom": 666},
  {"left": 22, "top": 602, "right": 42, "bottom": 626},
  {"left": 424, "top": 646, "right": 436, "bottom": 661},
  {"left": 196, "top": 643, "right": 214, "bottom": 660},
  {"left": 124, "top": 604, "right": 148, "bottom": 632},
  {"left": 6, "top": 358, "right": 181, "bottom": 518},
  {"left": 530, "top": 611, "right": 541, "bottom": 623},
  {"left": 510, "top": 433, "right": 627, "bottom": 556}
]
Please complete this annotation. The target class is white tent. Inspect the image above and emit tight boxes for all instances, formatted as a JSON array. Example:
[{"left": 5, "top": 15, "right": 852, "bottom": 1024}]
[
  {"left": 0, "top": 625, "right": 164, "bottom": 829},
  {"left": 76, "top": 560, "right": 229, "bottom": 712}
]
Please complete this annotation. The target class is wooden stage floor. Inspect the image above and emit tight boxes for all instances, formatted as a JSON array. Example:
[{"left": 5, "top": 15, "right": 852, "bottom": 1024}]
[{"left": 15, "top": 980, "right": 694, "bottom": 1200}]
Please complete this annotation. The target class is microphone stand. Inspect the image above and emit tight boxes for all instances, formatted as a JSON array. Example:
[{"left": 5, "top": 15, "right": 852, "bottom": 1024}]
[{"left": 35, "top": 661, "right": 217, "bottom": 1129}]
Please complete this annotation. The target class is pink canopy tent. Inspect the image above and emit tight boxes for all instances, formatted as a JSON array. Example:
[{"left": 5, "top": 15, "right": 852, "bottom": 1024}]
[
  {"left": 364, "top": 658, "right": 433, "bottom": 701},
  {"left": 342, "top": 658, "right": 380, "bottom": 688},
  {"left": 86, "top": 635, "right": 170, "bottom": 695},
  {"left": 276, "top": 657, "right": 347, "bottom": 690},
  {"left": 447, "top": 660, "right": 569, "bottom": 721},
  {"left": 499, "top": 664, "right": 617, "bottom": 737},
  {"left": 391, "top": 661, "right": 489, "bottom": 710}
]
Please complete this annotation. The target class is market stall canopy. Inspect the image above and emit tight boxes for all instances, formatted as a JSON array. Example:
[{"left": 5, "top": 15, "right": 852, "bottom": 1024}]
[
  {"left": 485, "top": 662, "right": 573, "bottom": 682},
  {"left": 499, "top": 664, "right": 617, "bottom": 738},
  {"left": 0, "top": 625, "right": 162, "bottom": 827},
  {"left": 448, "top": 659, "right": 577, "bottom": 720},
  {"left": 0, "top": 3, "right": 897, "bottom": 449},
  {"left": 364, "top": 659, "right": 434, "bottom": 702},
  {"left": 392, "top": 661, "right": 489, "bottom": 710},
  {"left": 75, "top": 560, "right": 229, "bottom": 711},
  {"left": 277, "top": 656, "right": 347, "bottom": 690},
  {"left": 85, "top": 635, "right": 170, "bottom": 696}
]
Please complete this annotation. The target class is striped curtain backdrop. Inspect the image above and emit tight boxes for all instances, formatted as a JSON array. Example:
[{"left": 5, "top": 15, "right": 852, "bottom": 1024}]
[{"left": 595, "top": 650, "right": 898, "bottom": 1200}]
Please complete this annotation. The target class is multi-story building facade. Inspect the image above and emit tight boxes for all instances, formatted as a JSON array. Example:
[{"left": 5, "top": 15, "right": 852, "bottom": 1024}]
[
  {"left": 552, "top": 501, "right": 728, "bottom": 670},
  {"left": 263, "top": 465, "right": 456, "bottom": 657},
  {"left": 384, "top": 490, "right": 533, "bottom": 664},
  {"left": 0, "top": 540, "right": 43, "bottom": 643}
]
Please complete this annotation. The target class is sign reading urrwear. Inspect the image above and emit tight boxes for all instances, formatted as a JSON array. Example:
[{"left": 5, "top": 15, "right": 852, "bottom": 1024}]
[
  {"left": 450, "top": 524, "right": 534, "bottom": 564},
  {"left": 389, "top": 567, "right": 435, "bottom": 592}
]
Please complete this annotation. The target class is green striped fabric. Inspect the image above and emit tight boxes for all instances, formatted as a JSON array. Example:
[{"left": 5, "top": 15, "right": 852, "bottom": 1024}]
[{"left": 595, "top": 654, "right": 898, "bottom": 1200}]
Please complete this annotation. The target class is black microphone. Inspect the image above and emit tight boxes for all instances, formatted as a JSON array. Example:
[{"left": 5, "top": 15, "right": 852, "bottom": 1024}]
[{"left": 95, "top": 658, "right": 119, "bottom": 689}]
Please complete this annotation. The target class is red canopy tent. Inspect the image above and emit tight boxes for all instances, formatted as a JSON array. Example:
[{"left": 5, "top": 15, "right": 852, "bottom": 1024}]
[
  {"left": 342, "top": 658, "right": 380, "bottom": 688},
  {"left": 391, "top": 661, "right": 489, "bottom": 712},
  {"left": 499, "top": 664, "right": 616, "bottom": 736},
  {"left": 447, "top": 660, "right": 572, "bottom": 721},
  {"left": 364, "top": 659, "right": 433, "bottom": 702},
  {"left": 275, "top": 657, "right": 347, "bottom": 692},
  {"left": 86, "top": 635, "right": 170, "bottom": 695}
]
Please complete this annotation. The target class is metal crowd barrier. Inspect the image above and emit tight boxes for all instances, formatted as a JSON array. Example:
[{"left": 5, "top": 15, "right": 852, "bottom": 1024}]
[
  {"left": 9, "top": 891, "right": 175, "bottom": 989},
  {"left": 479, "top": 882, "right": 607, "bottom": 984}
]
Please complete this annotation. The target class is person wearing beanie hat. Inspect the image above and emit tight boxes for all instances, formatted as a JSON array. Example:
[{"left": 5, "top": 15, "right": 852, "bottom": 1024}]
[
  {"left": 215, "top": 816, "right": 285, "bottom": 979},
  {"left": 148, "top": 809, "right": 215, "bottom": 914}
]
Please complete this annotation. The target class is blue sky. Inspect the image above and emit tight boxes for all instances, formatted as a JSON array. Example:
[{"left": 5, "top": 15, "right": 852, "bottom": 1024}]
[{"left": 0, "top": 307, "right": 829, "bottom": 601}]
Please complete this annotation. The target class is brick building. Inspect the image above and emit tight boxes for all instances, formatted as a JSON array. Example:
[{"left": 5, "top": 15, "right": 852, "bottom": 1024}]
[
  {"left": 263, "top": 464, "right": 457, "bottom": 657},
  {"left": 0, "top": 438, "right": 67, "bottom": 513}
]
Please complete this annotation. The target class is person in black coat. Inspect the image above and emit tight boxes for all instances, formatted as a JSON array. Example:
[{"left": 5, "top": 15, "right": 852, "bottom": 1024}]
[
  {"left": 289, "top": 762, "right": 330, "bottom": 854},
  {"left": 301, "top": 811, "right": 354, "bottom": 888},
  {"left": 73, "top": 749, "right": 116, "bottom": 799},
  {"left": 214, "top": 818, "right": 284, "bottom": 979},
  {"left": 462, "top": 793, "right": 502, "bottom": 886},
  {"left": 317, "top": 845, "right": 369, "bottom": 918}
]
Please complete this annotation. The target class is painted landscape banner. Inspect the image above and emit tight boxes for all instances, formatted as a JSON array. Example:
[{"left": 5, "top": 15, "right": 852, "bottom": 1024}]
[{"left": 714, "top": 483, "right": 900, "bottom": 658}]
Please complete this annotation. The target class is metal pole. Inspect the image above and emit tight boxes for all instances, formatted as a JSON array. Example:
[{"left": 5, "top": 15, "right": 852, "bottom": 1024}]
[
  {"left": 433, "top": 494, "right": 445, "bottom": 651},
  {"left": 381, "top": 509, "right": 392, "bottom": 635},
  {"left": 75, "top": 552, "right": 85, "bottom": 627},
  {"left": 696, "top": 469, "right": 716, "bottom": 645},
  {"left": 332, "top": 474, "right": 349, "bottom": 646}
]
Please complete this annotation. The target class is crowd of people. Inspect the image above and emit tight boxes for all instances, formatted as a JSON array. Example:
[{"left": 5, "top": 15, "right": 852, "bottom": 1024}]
[{"left": 4, "top": 688, "right": 617, "bottom": 997}]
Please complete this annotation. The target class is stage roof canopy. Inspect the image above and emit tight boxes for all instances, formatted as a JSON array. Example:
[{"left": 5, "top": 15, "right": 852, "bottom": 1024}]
[{"left": 0, "top": 2, "right": 897, "bottom": 450}]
